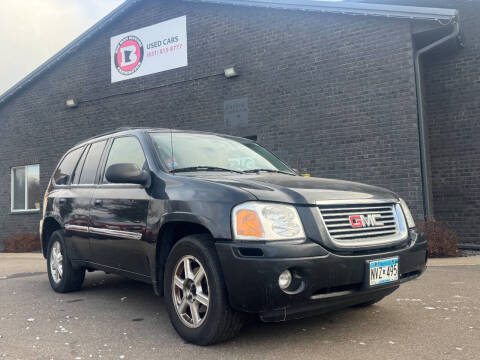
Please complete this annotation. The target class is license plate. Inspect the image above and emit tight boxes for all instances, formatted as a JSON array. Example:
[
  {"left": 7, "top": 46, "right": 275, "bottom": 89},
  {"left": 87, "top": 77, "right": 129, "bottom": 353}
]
[{"left": 369, "top": 257, "right": 399, "bottom": 286}]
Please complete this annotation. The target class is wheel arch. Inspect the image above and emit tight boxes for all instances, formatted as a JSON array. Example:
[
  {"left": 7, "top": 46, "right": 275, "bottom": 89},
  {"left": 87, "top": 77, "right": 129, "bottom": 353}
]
[
  {"left": 154, "top": 218, "right": 215, "bottom": 296},
  {"left": 41, "top": 216, "right": 63, "bottom": 258}
]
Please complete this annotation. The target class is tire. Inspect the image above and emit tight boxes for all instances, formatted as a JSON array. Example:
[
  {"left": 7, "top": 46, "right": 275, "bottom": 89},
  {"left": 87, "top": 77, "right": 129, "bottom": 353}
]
[
  {"left": 47, "top": 230, "right": 85, "bottom": 293},
  {"left": 164, "top": 234, "right": 245, "bottom": 345}
]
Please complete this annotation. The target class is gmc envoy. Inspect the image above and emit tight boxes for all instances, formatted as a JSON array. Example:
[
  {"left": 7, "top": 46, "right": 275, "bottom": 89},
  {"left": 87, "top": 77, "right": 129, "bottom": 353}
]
[{"left": 40, "top": 128, "right": 427, "bottom": 345}]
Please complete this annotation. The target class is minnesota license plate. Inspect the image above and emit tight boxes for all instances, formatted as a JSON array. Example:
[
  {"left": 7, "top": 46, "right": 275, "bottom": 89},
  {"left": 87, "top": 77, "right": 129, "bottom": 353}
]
[{"left": 369, "top": 257, "right": 399, "bottom": 286}]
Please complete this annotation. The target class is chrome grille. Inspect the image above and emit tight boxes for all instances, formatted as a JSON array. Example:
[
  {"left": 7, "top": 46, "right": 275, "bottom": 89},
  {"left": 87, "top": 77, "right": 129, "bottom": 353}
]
[{"left": 318, "top": 202, "right": 404, "bottom": 246}]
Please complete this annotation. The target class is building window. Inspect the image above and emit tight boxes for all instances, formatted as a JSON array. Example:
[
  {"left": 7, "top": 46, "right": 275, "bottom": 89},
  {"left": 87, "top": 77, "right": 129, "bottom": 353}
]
[{"left": 11, "top": 165, "right": 41, "bottom": 212}]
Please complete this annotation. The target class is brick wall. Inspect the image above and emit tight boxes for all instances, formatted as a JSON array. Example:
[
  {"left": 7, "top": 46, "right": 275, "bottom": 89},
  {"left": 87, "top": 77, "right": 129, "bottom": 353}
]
[
  {"left": 422, "top": 0, "right": 480, "bottom": 245},
  {"left": 358, "top": 0, "right": 480, "bottom": 245},
  {"left": 0, "top": 0, "right": 424, "bottom": 250}
]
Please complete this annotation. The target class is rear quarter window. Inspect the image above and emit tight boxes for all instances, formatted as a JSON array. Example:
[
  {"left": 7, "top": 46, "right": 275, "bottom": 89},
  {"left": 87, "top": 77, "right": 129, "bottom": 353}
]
[{"left": 53, "top": 147, "right": 84, "bottom": 185}]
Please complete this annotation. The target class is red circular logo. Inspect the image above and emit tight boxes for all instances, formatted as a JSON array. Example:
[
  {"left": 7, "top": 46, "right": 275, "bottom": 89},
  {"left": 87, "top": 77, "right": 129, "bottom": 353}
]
[{"left": 114, "top": 35, "right": 144, "bottom": 75}]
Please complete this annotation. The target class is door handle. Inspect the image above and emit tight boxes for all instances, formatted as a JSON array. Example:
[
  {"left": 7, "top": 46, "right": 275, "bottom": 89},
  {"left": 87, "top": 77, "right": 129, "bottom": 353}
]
[{"left": 94, "top": 199, "right": 103, "bottom": 206}]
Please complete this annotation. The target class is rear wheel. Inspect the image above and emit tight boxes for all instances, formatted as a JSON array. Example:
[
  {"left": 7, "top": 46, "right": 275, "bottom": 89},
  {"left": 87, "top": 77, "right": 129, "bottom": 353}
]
[
  {"left": 164, "top": 234, "right": 245, "bottom": 345},
  {"left": 47, "top": 230, "right": 85, "bottom": 293}
]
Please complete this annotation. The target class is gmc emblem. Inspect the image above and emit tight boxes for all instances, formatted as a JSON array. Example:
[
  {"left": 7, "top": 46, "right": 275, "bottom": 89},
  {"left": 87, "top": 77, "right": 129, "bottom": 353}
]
[{"left": 349, "top": 214, "right": 384, "bottom": 228}]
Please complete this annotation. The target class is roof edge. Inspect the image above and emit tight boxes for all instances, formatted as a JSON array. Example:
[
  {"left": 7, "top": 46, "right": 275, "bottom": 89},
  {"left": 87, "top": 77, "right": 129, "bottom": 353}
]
[
  {"left": 0, "top": 0, "right": 143, "bottom": 107},
  {"left": 184, "top": 0, "right": 458, "bottom": 21},
  {"left": 0, "top": 0, "right": 458, "bottom": 109}
]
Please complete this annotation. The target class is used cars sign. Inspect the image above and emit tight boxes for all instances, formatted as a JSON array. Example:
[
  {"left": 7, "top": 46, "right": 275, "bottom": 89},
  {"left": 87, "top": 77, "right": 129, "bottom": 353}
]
[{"left": 110, "top": 16, "right": 188, "bottom": 83}]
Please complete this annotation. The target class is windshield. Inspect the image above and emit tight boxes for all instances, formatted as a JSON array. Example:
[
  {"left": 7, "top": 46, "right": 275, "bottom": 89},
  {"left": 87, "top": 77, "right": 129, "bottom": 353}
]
[{"left": 150, "top": 132, "right": 294, "bottom": 174}]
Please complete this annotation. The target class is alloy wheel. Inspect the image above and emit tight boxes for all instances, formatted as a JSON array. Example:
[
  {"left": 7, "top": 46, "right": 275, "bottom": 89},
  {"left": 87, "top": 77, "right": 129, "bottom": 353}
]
[
  {"left": 50, "top": 241, "right": 64, "bottom": 284},
  {"left": 172, "top": 255, "right": 210, "bottom": 328}
]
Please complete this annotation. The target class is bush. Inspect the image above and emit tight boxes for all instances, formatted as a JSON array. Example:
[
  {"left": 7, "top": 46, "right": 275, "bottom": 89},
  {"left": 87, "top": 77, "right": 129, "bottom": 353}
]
[
  {"left": 416, "top": 218, "right": 458, "bottom": 257},
  {"left": 4, "top": 232, "right": 41, "bottom": 253}
]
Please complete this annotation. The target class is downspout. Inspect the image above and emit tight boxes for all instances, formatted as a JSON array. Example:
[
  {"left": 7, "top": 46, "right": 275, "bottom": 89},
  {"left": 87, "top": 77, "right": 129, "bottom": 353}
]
[{"left": 413, "top": 19, "right": 460, "bottom": 219}]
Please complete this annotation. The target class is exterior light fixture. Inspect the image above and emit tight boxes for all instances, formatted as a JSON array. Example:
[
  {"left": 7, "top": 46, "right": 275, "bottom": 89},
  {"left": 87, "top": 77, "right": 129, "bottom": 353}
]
[
  {"left": 224, "top": 66, "right": 238, "bottom": 78},
  {"left": 66, "top": 99, "right": 78, "bottom": 108}
]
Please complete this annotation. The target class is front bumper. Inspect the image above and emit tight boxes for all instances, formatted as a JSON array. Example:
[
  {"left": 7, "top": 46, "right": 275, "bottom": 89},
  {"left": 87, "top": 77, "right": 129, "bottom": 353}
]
[{"left": 215, "top": 230, "right": 427, "bottom": 321}]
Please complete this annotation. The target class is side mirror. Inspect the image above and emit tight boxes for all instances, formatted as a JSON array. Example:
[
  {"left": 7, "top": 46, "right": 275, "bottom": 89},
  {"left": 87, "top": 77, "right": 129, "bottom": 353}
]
[{"left": 105, "top": 163, "right": 150, "bottom": 186}]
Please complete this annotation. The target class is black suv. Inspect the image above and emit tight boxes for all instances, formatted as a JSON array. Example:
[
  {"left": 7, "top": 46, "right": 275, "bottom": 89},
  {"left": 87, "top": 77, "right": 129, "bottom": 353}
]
[{"left": 40, "top": 128, "right": 427, "bottom": 345}]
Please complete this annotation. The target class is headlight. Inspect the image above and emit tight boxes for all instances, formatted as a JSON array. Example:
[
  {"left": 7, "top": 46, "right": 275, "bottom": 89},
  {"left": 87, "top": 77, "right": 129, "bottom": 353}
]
[
  {"left": 232, "top": 202, "right": 305, "bottom": 241},
  {"left": 399, "top": 198, "right": 416, "bottom": 228}
]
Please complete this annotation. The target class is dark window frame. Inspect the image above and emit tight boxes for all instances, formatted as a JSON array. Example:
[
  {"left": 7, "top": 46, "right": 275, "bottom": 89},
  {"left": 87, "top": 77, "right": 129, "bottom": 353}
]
[
  {"left": 71, "top": 145, "right": 89, "bottom": 185},
  {"left": 76, "top": 139, "right": 109, "bottom": 186},
  {"left": 52, "top": 146, "right": 86, "bottom": 187},
  {"left": 98, "top": 135, "right": 149, "bottom": 186}
]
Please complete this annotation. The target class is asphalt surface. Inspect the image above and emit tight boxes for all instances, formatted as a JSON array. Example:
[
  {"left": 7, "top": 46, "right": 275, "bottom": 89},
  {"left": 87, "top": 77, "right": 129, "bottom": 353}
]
[{"left": 0, "top": 254, "right": 479, "bottom": 360}]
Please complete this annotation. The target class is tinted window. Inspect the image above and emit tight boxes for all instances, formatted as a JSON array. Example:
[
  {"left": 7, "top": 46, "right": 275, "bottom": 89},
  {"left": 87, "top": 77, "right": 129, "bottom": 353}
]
[
  {"left": 103, "top": 137, "right": 147, "bottom": 182},
  {"left": 54, "top": 147, "right": 84, "bottom": 185},
  {"left": 72, "top": 145, "right": 89, "bottom": 185},
  {"left": 79, "top": 141, "right": 107, "bottom": 184}
]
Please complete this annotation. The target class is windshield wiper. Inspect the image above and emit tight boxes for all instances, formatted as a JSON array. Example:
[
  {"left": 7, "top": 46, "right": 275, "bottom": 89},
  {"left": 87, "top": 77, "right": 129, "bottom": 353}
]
[
  {"left": 170, "top": 166, "right": 245, "bottom": 174},
  {"left": 243, "top": 169, "right": 296, "bottom": 176}
]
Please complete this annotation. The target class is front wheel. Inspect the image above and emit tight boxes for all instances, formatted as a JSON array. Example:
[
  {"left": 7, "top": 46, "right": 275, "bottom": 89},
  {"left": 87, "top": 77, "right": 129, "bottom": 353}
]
[
  {"left": 47, "top": 230, "right": 85, "bottom": 293},
  {"left": 164, "top": 234, "right": 245, "bottom": 345}
]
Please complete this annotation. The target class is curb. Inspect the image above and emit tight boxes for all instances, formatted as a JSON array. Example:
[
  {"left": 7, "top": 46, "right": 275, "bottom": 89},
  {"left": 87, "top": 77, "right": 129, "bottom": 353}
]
[{"left": 428, "top": 256, "right": 480, "bottom": 267}]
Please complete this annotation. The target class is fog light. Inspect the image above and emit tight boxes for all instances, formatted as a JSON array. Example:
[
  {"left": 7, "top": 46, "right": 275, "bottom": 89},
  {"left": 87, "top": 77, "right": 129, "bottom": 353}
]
[{"left": 278, "top": 270, "right": 292, "bottom": 290}]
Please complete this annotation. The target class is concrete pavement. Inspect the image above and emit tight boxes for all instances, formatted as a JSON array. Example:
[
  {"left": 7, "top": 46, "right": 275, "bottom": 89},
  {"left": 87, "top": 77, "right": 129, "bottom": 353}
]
[
  {"left": 0, "top": 253, "right": 45, "bottom": 278},
  {"left": 0, "top": 253, "right": 479, "bottom": 359}
]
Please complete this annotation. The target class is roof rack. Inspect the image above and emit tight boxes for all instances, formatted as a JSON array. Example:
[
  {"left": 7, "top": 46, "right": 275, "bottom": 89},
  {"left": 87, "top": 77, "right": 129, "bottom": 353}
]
[
  {"left": 74, "top": 126, "right": 172, "bottom": 146},
  {"left": 73, "top": 127, "right": 139, "bottom": 146}
]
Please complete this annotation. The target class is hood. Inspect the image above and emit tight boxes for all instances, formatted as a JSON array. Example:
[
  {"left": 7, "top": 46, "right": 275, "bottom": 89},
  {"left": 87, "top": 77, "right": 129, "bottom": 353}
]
[{"left": 186, "top": 173, "right": 399, "bottom": 205}]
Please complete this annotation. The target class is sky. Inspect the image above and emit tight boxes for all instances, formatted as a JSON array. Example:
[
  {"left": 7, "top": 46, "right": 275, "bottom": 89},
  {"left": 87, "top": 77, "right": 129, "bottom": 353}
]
[{"left": 0, "top": 0, "right": 125, "bottom": 96}]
